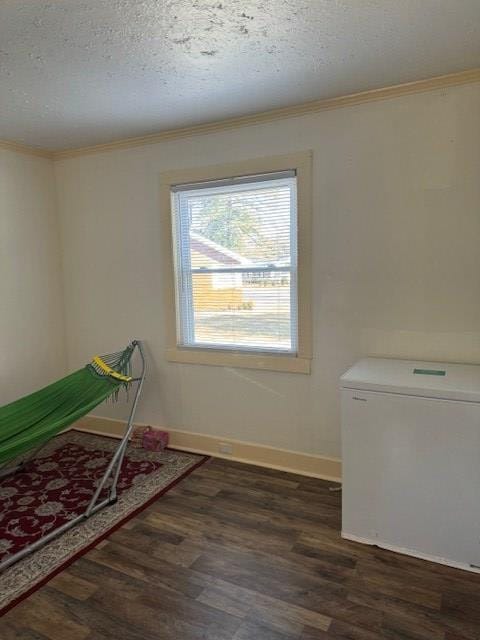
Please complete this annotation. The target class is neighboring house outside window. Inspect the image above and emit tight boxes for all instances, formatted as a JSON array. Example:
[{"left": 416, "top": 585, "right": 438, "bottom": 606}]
[
  {"left": 161, "top": 152, "right": 312, "bottom": 373},
  {"left": 190, "top": 232, "right": 246, "bottom": 309}
]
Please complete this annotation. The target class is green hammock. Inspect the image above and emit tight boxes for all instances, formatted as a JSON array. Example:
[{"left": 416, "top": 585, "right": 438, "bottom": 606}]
[
  {"left": 0, "top": 345, "right": 135, "bottom": 466},
  {"left": 0, "top": 340, "right": 145, "bottom": 573}
]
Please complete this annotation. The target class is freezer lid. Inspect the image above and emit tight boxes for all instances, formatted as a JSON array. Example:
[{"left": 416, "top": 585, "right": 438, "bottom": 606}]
[{"left": 340, "top": 357, "right": 480, "bottom": 403}]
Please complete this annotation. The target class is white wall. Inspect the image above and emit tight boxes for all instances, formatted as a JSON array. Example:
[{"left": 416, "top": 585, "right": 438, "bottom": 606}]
[
  {"left": 55, "top": 82, "right": 480, "bottom": 459},
  {"left": 0, "top": 149, "right": 66, "bottom": 403}
]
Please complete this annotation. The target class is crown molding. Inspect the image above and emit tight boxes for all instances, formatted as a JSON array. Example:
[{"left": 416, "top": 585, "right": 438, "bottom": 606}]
[
  {"left": 3, "top": 67, "right": 480, "bottom": 162},
  {"left": 0, "top": 139, "right": 53, "bottom": 160},
  {"left": 52, "top": 67, "right": 480, "bottom": 161}
]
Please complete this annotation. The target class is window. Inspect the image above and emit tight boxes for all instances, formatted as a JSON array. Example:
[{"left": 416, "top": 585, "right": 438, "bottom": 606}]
[{"left": 161, "top": 153, "right": 312, "bottom": 373}]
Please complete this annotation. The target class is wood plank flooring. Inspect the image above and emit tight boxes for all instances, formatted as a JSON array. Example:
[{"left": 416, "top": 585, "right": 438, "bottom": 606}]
[{"left": 1, "top": 457, "right": 480, "bottom": 639}]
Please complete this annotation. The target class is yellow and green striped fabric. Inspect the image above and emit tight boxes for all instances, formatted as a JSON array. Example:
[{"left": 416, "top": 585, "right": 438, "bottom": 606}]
[{"left": 0, "top": 366, "right": 123, "bottom": 465}]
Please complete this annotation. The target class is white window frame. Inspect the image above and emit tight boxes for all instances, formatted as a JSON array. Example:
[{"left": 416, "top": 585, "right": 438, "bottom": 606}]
[
  {"left": 172, "top": 173, "right": 298, "bottom": 354},
  {"left": 160, "top": 151, "right": 312, "bottom": 374}
]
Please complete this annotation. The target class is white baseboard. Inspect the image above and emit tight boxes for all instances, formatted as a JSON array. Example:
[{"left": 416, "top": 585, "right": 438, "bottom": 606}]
[
  {"left": 74, "top": 415, "right": 342, "bottom": 482},
  {"left": 341, "top": 531, "right": 480, "bottom": 574}
]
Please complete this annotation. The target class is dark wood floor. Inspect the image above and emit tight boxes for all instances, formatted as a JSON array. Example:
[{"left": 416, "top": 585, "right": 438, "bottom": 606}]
[{"left": 1, "top": 457, "right": 480, "bottom": 639}]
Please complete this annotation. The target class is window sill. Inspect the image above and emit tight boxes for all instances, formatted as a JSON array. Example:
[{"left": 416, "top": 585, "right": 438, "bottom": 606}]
[{"left": 166, "top": 347, "right": 311, "bottom": 374}]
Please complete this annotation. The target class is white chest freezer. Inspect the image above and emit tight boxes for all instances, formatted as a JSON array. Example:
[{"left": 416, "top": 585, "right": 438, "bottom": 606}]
[{"left": 340, "top": 357, "right": 480, "bottom": 572}]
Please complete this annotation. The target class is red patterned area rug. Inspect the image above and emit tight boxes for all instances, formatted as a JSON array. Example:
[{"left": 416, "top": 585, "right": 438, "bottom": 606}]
[{"left": 0, "top": 430, "right": 207, "bottom": 615}]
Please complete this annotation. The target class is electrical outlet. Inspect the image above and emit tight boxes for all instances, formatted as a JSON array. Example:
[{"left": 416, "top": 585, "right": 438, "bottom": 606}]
[{"left": 218, "top": 442, "right": 233, "bottom": 455}]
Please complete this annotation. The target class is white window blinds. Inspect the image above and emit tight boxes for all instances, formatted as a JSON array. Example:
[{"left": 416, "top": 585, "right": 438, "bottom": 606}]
[{"left": 171, "top": 170, "right": 298, "bottom": 353}]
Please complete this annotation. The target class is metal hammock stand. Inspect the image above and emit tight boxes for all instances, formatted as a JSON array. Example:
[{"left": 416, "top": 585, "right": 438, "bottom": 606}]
[{"left": 0, "top": 339, "right": 146, "bottom": 572}]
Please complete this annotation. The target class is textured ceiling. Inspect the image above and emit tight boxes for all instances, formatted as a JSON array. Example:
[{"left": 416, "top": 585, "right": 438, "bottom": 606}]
[{"left": 1, "top": 0, "right": 480, "bottom": 150}]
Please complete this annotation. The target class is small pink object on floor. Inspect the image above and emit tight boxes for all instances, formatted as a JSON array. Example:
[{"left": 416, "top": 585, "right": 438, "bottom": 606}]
[{"left": 142, "top": 426, "right": 169, "bottom": 452}]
